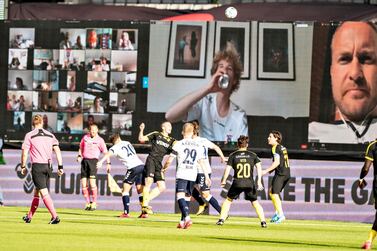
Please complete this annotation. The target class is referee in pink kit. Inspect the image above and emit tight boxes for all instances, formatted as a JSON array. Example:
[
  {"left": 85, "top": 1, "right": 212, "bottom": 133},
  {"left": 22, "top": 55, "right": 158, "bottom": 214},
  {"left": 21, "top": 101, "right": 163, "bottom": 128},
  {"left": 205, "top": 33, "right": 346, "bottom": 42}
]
[
  {"left": 21, "top": 114, "right": 63, "bottom": 224},
  {"left": 77, "top": 124, "right": 109, "bottom": 211}
]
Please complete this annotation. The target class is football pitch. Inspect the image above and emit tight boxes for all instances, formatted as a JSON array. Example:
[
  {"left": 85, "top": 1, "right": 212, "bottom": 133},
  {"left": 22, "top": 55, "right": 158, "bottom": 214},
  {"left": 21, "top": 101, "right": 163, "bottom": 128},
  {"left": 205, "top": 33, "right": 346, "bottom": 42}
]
[{"left": 0, "top": 206, "right": 371, "bottom": 251}]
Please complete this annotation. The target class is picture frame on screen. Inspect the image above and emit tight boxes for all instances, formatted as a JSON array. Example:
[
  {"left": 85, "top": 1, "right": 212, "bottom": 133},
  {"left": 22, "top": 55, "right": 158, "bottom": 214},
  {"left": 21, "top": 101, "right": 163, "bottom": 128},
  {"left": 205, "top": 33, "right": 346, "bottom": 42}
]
[
  {"left": 9, "top": 28, "right": 35, "bottom": 49},
  {"left": 257, "top": 22, "right": 295, "bottom": 80},
  {"left": 214, "top": 21, "right": 250, "bottom": 79},
  {"left": 166, "top": 21, "right": 208, "bottom": 78},
  {"left": 8, "top": 70, "right": 33, "bottom": 90}
]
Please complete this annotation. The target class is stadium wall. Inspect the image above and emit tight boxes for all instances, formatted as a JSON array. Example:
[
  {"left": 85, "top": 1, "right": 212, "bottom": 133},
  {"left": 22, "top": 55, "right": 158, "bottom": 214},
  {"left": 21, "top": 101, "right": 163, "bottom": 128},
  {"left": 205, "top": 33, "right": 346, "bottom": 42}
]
[{"left": 0, "top": 149, "right": 373, "bottom": 223}]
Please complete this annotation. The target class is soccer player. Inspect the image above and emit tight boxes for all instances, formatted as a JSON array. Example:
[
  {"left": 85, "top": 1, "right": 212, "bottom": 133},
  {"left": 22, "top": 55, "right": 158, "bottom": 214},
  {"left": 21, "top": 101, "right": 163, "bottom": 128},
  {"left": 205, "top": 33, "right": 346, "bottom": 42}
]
[
  {"left": 216, "top": 135, "right": 266, "bottom": 228},
  {"left": 359, "top": 139, "right": 377, "bottom": 250},
  {"left": 262, "top": 130, "right": 291, "bottom": 223},
  {"left": 77, "top": 124, "right": 109, "bottom": 211},
  {"left": 138, "top": 121, "right": 175, "bottom": 217},
  {"left": 21, "top": 114, "right": 63, "bottom": 224},
  {"left": 191, "top": 120, "right": 226, "bottom": 215},
  {"left": 97, "top": 133, "right": 144, "bottom": 218},
  {"left": 163, "top": 123, "right": 210, "bottom": 229}
]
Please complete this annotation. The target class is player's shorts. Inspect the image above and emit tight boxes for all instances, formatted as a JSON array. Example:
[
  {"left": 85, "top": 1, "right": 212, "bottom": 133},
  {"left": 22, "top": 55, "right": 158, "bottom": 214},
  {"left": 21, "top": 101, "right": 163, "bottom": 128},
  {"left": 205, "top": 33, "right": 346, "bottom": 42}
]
[
  {"left": 134, "top": 171, "right": 143, "bottom": 186},
  {"left": 143, "top": 156, "right": 164, "bottom": 182},
  {"left": 81, "top": 158, "right": 98, "bottom": 179},
  {"left": 195, "top": 173, "right": 211, "bottom": 191},
  {"left": 176, "top": 179, "right": 195, "bottom": 196},
  {"left": 31, "top": 163, "right": 52, "bottom": 190},
  {"left": 123, "top": 165, "right": 144, "bottom": 185},
  {"left": 271, "top": 174, "right": 291, "bottom": 194},
  {"left": 227, "top": 183, "right": 257, "bottom": 202}
]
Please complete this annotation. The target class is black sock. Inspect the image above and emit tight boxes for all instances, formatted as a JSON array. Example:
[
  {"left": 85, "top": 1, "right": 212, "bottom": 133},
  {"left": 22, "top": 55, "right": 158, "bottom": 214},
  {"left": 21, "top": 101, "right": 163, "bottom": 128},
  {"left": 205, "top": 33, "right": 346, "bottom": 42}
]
[
  {"left": 192, "top": 188, "right": 205, "bottom": 206},
  {"left": 178, "top": 198, "right": 189, "bottom": 218},
  {"left": 208, "top": 196, "right": 221, "bottom": 214},
  {"left": 122, "top": 195, "right": 130, "bottom": 214}
]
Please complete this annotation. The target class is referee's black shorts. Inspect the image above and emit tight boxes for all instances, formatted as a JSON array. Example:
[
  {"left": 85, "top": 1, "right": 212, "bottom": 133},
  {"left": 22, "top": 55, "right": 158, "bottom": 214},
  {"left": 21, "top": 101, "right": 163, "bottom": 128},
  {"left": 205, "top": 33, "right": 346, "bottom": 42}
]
[
  {"left": 81, "top": 158, "right": 98, "bottom": 179},
  {"left": 31, "top": 163, "right": 52, "bottom": 190},
  {"left": 271, "top": 174, "right": 291, "bottom": 194}
]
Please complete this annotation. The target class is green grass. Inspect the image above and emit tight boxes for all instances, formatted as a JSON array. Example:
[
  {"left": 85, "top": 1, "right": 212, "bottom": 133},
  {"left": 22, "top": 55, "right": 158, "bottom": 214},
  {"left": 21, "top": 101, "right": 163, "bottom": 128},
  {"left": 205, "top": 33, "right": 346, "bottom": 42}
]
[{"left": 0, "top": 206, "right": 371, "bottom": 251}]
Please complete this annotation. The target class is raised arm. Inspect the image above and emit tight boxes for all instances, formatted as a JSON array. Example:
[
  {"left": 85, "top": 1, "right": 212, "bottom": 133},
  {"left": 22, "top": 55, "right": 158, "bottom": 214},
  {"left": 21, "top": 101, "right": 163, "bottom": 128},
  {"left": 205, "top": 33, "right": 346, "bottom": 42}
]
[
  {"left": 138, "top": 123, "right": 149, "bottom": 143},
  {"left": 165, "top": 73, "right": 224, "bottom": 123},
  {"left": 209, "top": 142, "right": 226, "bottom": 163}
]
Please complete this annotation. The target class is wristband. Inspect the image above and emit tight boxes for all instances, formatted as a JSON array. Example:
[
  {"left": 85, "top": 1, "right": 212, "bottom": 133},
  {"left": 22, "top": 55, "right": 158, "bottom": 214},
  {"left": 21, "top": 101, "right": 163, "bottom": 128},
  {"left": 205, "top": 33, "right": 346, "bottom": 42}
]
[
  {"left": 77, "top": 155, "right": 82, "bottom": 158},
  {"left": 58, "top": 165, "right": 63, "bottom": 170},
  {"left": 21, "top": 166, "right": 26, "bottom": 169},
  {"left": 106, "top": 162, "right": 111, "bottom": 165}
]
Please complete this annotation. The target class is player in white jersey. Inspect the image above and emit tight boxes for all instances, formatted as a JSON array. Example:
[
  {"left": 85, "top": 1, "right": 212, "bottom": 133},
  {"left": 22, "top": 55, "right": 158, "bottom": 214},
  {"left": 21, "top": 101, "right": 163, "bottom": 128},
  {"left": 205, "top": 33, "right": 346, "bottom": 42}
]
[
  {"left": 191, "top": 120, "right": 226, "bottom": 215},
  {"left": 97, "top": 133, "right": 144, "bottom": 218},
  {"left": 163, "top": 123, "right": 210, "bottom": 229}
]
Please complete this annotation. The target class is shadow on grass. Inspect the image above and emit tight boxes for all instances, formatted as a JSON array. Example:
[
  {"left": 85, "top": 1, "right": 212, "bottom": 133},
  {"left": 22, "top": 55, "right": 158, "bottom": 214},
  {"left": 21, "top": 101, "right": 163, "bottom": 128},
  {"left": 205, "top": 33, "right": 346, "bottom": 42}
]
[{"left": 205, "top": 236, "right": 356, "bottom": 249}]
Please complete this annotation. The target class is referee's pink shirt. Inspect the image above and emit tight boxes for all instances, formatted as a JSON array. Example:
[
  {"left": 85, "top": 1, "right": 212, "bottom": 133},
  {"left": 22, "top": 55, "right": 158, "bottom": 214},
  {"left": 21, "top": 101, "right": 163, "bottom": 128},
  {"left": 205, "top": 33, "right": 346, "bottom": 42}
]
[
  {"left": 22, "top": 128, "right": 59, "bottom": 164},
  {"left": 80, "top": 134, "right": 107, "bottom": 159}
]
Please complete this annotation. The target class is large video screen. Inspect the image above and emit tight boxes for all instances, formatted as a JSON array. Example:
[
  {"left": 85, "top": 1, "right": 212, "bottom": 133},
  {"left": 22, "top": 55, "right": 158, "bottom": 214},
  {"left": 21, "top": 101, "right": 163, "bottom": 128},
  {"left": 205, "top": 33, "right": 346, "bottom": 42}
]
[
  {"left": 5, "top": 25, "right": 140, "bottom": 140},
  {"left": 147, "top": 21, "right": 377, "bottom": 150}
]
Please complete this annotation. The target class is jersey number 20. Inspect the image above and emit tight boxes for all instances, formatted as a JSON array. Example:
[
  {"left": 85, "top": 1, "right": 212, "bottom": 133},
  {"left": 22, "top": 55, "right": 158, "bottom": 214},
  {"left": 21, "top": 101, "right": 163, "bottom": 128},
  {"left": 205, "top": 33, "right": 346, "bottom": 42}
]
[{"left": 236, "top": 163, "right": 251, "bottom": 178}]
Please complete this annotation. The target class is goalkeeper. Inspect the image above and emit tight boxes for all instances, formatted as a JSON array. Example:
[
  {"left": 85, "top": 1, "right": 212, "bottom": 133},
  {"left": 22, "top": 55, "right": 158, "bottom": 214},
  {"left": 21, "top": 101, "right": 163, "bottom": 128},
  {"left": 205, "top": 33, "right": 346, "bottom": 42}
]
[{"left": 97, "top": 133, "right": 144, "bottom": 218}]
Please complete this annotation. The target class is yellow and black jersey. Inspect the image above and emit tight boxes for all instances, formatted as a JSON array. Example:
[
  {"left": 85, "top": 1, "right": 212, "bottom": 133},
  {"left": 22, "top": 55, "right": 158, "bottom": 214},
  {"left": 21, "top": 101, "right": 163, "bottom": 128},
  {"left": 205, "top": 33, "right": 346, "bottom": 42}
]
[
  {"left": 271, "top": 144, "right": 290, "bottom": 176},
  {"left": 227, "top": 149, "right": 260, "bottom": 188},
  {"left": 146, "top": 131, "right": 175, "bottom": 162},
  {"left": 365, "top": 140, "right": 377, "bottom": 176}
]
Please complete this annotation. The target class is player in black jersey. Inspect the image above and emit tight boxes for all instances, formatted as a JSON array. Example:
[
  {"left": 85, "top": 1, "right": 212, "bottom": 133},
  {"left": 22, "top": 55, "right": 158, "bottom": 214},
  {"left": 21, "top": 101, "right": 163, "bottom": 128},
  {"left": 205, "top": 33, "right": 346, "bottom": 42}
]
[
  {"left": 138, "top": 121, "right": 175, "bottom": 217},
  {"left": 262, "top": 130, "right": 291, "bottom": 224},
  {"left": 359, "top": 140, "right": 377, "bottom": 250},
  {"left": 216, "top": 135, "right": 266, "bottom": 228}
]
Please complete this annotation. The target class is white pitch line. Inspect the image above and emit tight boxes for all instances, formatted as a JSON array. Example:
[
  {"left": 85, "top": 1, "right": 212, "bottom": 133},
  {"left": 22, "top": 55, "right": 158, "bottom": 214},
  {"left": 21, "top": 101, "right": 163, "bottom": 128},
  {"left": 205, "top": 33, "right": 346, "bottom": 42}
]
[{"left": 0, "top": 215, "right": 371, "bottom": 228}]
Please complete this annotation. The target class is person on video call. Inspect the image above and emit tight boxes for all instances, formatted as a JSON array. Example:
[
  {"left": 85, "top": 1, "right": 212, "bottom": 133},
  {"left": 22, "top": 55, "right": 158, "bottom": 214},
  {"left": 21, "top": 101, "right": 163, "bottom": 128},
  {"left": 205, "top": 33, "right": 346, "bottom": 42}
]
[
  {"left": 165, "top": 43, "right": 248, "bottom": 142},
  {"left": 309, "top": 22, "right": 377, "bottom": 144}
]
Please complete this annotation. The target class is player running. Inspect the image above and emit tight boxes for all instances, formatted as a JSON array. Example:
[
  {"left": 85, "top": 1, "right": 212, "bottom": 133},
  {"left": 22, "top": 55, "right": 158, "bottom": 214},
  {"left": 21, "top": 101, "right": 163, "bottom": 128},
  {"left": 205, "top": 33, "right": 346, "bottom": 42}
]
[
  {"left": 191, "top": 120, "right": 226, "bottom": 215},
  {"left": 163, "top": 123, "right": 210, "bottom": 229},
  {"left": 77, "top": 124, "right": 109, "bottom": 211},
  {"left": 262, "top": 130, "right": 291, "bottom": 223},
  {"left": 359, "top": 139, "right": 377, "bottom": 250},
  {"left": 97, "top": 133, "right": 144, "bottom": 218},
  {"left": 216, "top": 135, "right": 266, "bottom": 227}
]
